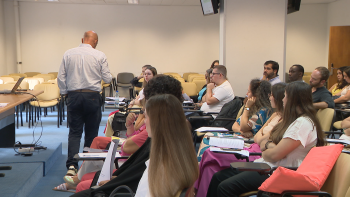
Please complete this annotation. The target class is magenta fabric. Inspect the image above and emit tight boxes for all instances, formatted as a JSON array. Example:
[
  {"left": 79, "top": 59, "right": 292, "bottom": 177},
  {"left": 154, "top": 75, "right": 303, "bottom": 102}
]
[{"left": 194, "top": 143, "right": 262, "bottom": 197}]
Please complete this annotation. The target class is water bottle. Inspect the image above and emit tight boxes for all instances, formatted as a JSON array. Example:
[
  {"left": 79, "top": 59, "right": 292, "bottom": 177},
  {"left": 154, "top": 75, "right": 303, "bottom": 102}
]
[{"left": 114, "top": 91, "right": 119, "bottom": 107}]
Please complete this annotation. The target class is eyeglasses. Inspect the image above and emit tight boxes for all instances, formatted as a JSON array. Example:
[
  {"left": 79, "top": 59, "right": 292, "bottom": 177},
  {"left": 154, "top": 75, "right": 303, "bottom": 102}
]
[{"left": 211, "top": 72, "right": 221, "bottom": 76}]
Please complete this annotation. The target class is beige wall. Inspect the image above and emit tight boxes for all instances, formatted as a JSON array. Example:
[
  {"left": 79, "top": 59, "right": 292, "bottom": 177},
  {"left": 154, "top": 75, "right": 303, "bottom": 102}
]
[
  {"left": 286, "top": 4, "right": 328, "bottom": 73},
  {"left": 9, "top": 2, "right": 220, "bottom": 77},
  {"left": 0, "top": 0, "right": 6, "bottom": 75},
  {"left": 223, "top": 0, "right": 287, "bottom": 96}
]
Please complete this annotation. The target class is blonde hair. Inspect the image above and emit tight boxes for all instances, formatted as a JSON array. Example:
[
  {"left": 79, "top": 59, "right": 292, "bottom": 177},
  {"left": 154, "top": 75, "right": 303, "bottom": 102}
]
[{"left": 146, "top": 94, "right": 199, "bottom": 197}]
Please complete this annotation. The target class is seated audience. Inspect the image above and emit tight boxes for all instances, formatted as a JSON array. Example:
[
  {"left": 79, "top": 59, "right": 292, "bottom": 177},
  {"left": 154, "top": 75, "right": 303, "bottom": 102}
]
[
  {"left": 206, "top": 81, "right": 326, "bottom": 197},
  {"left": 195, "top": 83, "right": 286, "bottom": 197},
  {"left": 130, "top": 65, "right": 152, "bottom": 88},
  {"left": 329, "top": 66, "right": 348, "bottom": 96},
  {"left": 210, "top": 60, "right": 219, "bottom": 69},
  {"left": 194, "top": 68, "right": 212, "bottom": 107},
  {"left": 231, "top": 79, "right": 272, "bottom": 138},
  {"left": 260, "top": 60, "right": 281, "bottom": 85},
  {"left": 288, "top": 64, "right": 304, "bottom": 82},
  {"left": 334, "top": 67, "right": 350, "bottom": 104},
  {"left": 134, "top": 94, "right": 199, "bottom": 196},
  {"left": 69, "top": 74, "right": 184, "bottom": 196},
  {"left": 310, "top": 67, "right": 335, "bottom": 109},
  {"left": 200, "top": 65, "right": 235, "bottom": 114}
]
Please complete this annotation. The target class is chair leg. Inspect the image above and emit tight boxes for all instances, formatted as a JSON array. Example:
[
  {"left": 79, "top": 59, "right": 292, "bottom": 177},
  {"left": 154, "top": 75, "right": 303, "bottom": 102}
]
[
  {"left": 20, "top": 104, "right": 23, "bottom": 126},
  {"left": 16, "top": 106, "right": 19, "bottom": 129}
]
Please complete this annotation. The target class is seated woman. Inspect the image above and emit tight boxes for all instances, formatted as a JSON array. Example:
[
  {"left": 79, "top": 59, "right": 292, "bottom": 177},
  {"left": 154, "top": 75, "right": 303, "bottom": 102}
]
[
  {"left": 329, "top": 66, "right": 348, "bottom": 96},
  {"left": 53, "top": 107, "right": 148, "bottom": 192},
  {"left": 135, "top": 94, "right": 199, "bottom": 196},
  {"left": 334, "top": 67, "right": 350, "bottom": 104},
  {"left": 210, "top": 60, "right": 219, "bottom": 69},
  {"left": 69, "top": 75, "right": 184, "bottom": 196},
  {"left": 194, "top": 68, "right": 212, "bottom": 107},
  {"left": 104, "top": 66, "right": 157, "bottom": 137},
  {"left": 194, "top": 83, "right": 286, "bottom": 197},
  {"left": 206, "top": 81, "right": 326, "bottom": 197},
  {"left": 232, "top": 79, "right": 272, "bottom": 138}
]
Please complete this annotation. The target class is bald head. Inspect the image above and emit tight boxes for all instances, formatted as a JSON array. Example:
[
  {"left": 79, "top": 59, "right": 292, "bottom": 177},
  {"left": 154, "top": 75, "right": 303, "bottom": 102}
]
[{"left": 82, "top": 31, "right": 98, "bottom": 49}]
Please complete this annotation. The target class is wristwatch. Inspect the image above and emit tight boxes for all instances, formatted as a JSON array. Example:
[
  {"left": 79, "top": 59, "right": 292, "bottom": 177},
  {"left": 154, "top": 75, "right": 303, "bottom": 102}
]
[
  {"left": 265, "top": 140, "right": 273, "bottom": 150},
  {"left": 245, "top": 107, "right": 250, "bottom": 111}
]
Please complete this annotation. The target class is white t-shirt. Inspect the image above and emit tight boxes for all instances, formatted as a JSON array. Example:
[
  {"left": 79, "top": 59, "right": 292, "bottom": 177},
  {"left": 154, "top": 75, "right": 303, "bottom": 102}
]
[
  {"left": 340, "top": 85, "right": 350, "bottom": 102},
  {"left": 135, "top": 159, "right": 150, "bottom": 197},
  {"left": 254, "top": 116, "right": 317, "bottom": 168},
  {"left": 138, "top": 89, "right": 144, "bottom": 101},
  {"left": 200, "top": 80, "right": 235, "bottom": 114}
]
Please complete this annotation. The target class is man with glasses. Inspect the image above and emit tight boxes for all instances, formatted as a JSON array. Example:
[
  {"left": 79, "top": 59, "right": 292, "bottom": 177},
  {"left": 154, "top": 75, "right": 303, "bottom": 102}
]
[{"left": 200, "top": 65, "right": 235, "bottom": 114}]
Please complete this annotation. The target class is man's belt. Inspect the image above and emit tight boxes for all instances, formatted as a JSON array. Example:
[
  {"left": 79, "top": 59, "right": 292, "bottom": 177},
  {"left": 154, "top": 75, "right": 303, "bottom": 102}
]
[{"left": 70, "top": 89, "right": 99, "bottom": 93}]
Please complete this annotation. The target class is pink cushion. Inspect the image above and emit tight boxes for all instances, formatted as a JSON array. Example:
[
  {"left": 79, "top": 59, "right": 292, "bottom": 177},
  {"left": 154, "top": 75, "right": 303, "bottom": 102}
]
[{"left": 258, "top": 144, "right": 343, "bottom": 194}]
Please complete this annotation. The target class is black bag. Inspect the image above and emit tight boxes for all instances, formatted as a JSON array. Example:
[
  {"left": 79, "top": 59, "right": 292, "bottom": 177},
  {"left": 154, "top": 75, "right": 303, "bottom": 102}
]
[{"left": 111, "top": 112, "right": 127, "bottom": 137}]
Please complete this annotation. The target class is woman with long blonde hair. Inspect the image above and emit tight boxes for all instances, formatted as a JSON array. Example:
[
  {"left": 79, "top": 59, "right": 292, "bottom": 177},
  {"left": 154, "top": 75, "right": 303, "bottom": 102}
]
[{"left": 135, "top": 94, "right": 199, "bottom": 197}]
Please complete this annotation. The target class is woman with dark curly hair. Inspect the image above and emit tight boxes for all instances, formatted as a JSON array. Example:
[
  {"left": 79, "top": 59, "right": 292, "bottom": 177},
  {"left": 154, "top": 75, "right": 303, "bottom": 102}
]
[{"left": 232, "top": 79, "right": 272, "bottom": 138}]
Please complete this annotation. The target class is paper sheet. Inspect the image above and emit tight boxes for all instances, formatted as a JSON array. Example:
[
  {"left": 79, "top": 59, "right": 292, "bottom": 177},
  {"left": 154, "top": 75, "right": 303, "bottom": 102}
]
[
  {"left": 78, "top": 152, "right": 121, "bottom": 158},
  {"left": 105, "top": 101, "right": 125, "bottom": 105},
  {"left": 0, "top": 103, "right": 9, "bottom": 107},
  {"left": 195, "top": 127, "right": 229, "bottom": 132},
  {"left": 209, "top": 137, "right": 244, "bottom": 149},
  {"left": 326, "top": 139, "right": 350, "bottom": 145},
  {"left": 105, "top": 97, "right": 126, "bottom": 102},
  {"left": 210, "top": 147, "right": 249, "bottom": 157}
]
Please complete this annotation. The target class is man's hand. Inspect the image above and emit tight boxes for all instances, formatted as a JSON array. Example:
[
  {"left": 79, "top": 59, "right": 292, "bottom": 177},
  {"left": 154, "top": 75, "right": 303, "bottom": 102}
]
[{"left": 207, "top": 83, "right": 215, "bottom": 90}]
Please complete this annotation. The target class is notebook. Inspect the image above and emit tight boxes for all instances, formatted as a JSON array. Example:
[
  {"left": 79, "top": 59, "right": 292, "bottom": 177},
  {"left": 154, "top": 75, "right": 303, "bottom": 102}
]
[{"left": 0, "top": 77, "right": 25, "bottom": 94}]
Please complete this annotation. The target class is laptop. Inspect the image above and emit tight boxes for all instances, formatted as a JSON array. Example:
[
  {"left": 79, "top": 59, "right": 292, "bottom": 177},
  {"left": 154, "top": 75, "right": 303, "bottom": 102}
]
[{"left": 0, "top": 77, "right": 25, "bottom": 94}]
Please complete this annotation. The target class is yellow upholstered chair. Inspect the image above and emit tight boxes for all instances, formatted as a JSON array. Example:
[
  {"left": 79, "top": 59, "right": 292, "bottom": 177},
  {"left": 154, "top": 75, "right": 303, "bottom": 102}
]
[
  {"left": 24, "top": 72, "right": 41, "bottom": 77},
  {"left": 333, "top": 121, "right": 342, "bottom": 130},
  {"left": 48, "top": 72, "right": 58, "bottom": 78},
  {"left": 183, "top": 72, "right": 198, "bottom": 82},
  {"left": 188, "top": 74, "right": 205, "bottom": 82},
  {"left": 192, "top": 78, "right": 207, "bottom": 94},
  {"left": 29, "top": 83, "right": 61, "bottom": 127},
  {"left": 0, "top": 84, "right": 15, "bottom": 91},
  {"left": 6, "top": 81, "right": 29, "bottom": 90},
  {"left": 182, "top": 82, "right": 197, "bottom": 97},
  {"left": 47, "top": 79, "right": 57, "bottom": 84},
  {"left": 5, "top": 75, "right": 21, "bottom": 81},
  {"left": 134, "top": 78, "right": 144, "bottom": 95},
  {"left": 24, "top": 78, "right": 41, "bottom": 90},
  {"left": 33, "top": 74, "right": 54, "bottom": 82},
  {"left": 303, "top": 72, "right": 311, "bottom": 84},
  {"left": 0, "top": 77, "right": 15, "bottom": 84},
  {"left": 316, "top": 108, "right": 335, "bottom": 132},
  {"left": 9, "top": 73, "right": 27, "bottom": 78}
]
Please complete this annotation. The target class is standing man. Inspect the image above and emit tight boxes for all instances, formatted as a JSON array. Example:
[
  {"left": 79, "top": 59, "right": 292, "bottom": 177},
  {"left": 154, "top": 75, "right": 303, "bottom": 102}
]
[
  {"left": 200, "top": 65, "right": 235, "bottom": 114},
  {"left": 261, "top": 60, "right": 281, "bottom": 85},
  {"left": 58, "top": 31, "right": 112, "bottom": 175},
  {"left": 309, "top": 67, "right": 334, "bottom": 109},
  {"left": 288, "top": 64, "right": 304, "bottom": 82}
]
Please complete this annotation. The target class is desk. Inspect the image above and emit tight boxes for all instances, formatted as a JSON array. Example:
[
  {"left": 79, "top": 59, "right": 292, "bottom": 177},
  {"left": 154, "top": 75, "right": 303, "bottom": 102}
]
[{"left": 0, "top": 90, "right": 43, "bottom": 147}]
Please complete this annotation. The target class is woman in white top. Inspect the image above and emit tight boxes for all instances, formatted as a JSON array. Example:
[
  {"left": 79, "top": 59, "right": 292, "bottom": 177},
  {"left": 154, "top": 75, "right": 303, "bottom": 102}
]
[
  {"left": 135, "top": 94, "right": 199, "bottom": 197},
  {"left": 128, "top": 67, "right": 157, "bottom": 108},
  {"left": 334, "top": 67, "right": 350, "bottom": 103},
  {"left": 206, "top": 81, "right": 326, "bottom": 197}
]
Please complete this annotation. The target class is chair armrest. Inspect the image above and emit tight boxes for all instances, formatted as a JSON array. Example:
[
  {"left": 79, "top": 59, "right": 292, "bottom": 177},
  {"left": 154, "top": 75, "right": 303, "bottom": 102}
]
[
  {"left": 187, "top": 116, "right": 213, "bottom": 121},
  {"left": 183, "top": 106, "right": 196, "bottom": 109},
  {"left": 281, "top": 191, "right": 331, "bottom": 197},
  {"left": 114, "top": 156, "right": 130, "bottom": 169},
  {"left": 230, "top": 162, "right": 271, "bottom": 174},
  {"left": 205, "top": 112, "right": 219, "bottom": 115},
  {"left": 0, "top": 166, "right": 12, "bottom": 170}
]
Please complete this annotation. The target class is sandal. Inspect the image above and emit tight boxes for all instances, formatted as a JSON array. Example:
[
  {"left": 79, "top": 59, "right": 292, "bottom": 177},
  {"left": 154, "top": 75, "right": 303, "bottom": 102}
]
[
  {"left": 63, "top": 175, "right": 78, "bottom": 186},
  {"left": 52, "top": 183, "right": 76, "bottom": 193}
]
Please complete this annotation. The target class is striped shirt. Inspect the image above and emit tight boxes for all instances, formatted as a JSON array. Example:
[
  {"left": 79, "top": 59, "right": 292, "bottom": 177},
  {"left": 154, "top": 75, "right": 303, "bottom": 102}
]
[{"left": 58, "top": 44, "right": 112, "bottom": 94}]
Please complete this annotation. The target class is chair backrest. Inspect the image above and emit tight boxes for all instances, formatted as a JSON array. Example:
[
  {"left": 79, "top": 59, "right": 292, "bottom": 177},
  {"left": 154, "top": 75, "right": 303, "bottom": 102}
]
[
  {"left": 188, "top": 74, "right": 205, "bottom": 82},
  {"left": 2, "top": 75, "right": 20, "bottom": 81},
  {"left": 236, "top": 106, "right": 244, "bottom": 120},
  {"left": 182, "top": 82, "right": 197, "bottom": 97},
  {"left": 24, "top": 72, "right": 41, "bottom": 77},
  {"left": 9, "top": 73, "right": 27, "bottom": 78},
  {"left": 0, "top": 77, "right": 15, "bottom": 84},
  {"left": 321, "top": 153, "right": 350, "bottom": 197},
  {"left": 117, "top": 72, "right": 134, "bottom": 84},
  {"left": 33, "top": 74, "right": 54, "bottom": 82},
  {"left": 316, "top": 108, "right": 335, "bottom": 131},
  {"left": 47, "top": 78, "right": 57, "bottom": 84},
  {"left": 192, "top": 78, "right": 207, "bottom": 94},
  {"left": 6, "top": 81, "right": 29, "bottom": 90},
  {"left": 33, "top": 83, "right": 60, "bottom": 101},
  {"left": 183, "top": 72, "right": 198, "bottom": 82},
  {"left": 48, "top": 72, "right": 58, "bottom": 78},
  {"left": 0, "top": 79, "right": 2, "bottom": 84},
  {"left": 213, "top": 97, "right": 243, "bottom": 130},
  {"left": 0, "top": 84, "right": 15, "bottom": 90},
  {"left": 24, "top": 78, "right": 41, "bottom": 90}
]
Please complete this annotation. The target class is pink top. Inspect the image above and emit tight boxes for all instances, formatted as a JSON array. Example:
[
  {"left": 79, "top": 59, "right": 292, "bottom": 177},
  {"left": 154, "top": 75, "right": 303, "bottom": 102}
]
[{"left": 120, "top": 124, "right": 148, "bottom": 156}]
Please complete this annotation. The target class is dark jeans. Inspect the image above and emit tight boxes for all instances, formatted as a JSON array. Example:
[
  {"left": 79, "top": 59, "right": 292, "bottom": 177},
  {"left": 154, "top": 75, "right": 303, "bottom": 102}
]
[
  {"left": 207, "top": 167, "right": 269, "bottom": 197},
  {"left": 66, "top": 92, "right": 102, "bottom": 169}
]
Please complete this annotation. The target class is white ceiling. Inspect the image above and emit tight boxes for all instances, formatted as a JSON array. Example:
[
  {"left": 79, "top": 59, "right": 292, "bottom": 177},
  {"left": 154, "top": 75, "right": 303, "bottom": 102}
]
[{"left": 5, "top": 0, "right": 338, "bottom": 5}]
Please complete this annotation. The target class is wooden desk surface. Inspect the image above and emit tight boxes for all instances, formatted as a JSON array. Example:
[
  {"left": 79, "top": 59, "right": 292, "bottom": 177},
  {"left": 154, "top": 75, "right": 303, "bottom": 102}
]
[{"left": 0, "top": 90, "right": 43, "bottom": 114}]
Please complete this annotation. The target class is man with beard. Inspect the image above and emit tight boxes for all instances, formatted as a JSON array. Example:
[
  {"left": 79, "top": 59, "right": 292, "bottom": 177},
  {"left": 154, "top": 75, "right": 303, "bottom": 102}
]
[
  {"left": 310, "top": 67, "right": 335, "bottom": 109},
  {"left": 260, "top": 60, "right": 281, "bottom": 85}
]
